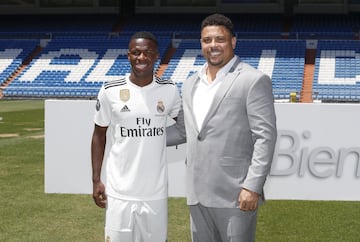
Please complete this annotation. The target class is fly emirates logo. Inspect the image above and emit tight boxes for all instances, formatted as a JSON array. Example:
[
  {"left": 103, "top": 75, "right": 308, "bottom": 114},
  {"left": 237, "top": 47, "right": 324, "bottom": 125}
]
[
  {"left": 119, "top": 117, "right": 164, "bottom": 137},
  {"left": 270, "top": 130, "right": 360, "bottom": 178}
]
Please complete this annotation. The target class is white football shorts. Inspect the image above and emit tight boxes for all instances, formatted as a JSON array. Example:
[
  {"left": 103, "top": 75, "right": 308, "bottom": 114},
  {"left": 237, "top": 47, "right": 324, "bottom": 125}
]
[{"left": 104, "top": 196, "right": 167, "bottom": 242}]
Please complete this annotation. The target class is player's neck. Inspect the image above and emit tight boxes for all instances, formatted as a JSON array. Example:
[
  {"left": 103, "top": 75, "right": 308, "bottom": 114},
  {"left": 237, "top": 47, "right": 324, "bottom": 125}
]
[{"left": 129, "top": 74, "right": 153, "bottom": 87}]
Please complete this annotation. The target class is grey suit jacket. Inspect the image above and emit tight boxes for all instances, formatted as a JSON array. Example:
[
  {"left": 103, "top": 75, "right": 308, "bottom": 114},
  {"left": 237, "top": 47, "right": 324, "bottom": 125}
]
[{"left": 167, "top": 56, "right": 277, "bottom": 208}]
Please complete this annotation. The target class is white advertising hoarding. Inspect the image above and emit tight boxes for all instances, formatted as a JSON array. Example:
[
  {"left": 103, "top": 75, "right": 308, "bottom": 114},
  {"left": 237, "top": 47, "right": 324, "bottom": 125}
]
[{"left": 45, "top": 100, "right": 360, "bottom": 200}]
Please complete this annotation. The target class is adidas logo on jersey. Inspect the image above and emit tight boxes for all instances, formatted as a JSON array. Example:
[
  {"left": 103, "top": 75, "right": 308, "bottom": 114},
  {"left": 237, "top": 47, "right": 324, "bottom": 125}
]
[{"left": 121, "top": 105, "right": 130, "bottom": 112}]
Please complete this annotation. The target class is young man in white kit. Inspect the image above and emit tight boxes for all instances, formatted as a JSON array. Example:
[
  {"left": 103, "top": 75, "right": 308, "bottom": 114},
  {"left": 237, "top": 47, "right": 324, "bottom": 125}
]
[{"left": 91, "top": 31, "right": 181, "bottom": 242}]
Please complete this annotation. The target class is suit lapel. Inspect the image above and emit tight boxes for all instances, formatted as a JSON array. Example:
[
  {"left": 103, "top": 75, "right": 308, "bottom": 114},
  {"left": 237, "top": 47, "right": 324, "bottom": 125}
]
[{"left": 199, "top": 57, "right": 242, "bottom": 134}]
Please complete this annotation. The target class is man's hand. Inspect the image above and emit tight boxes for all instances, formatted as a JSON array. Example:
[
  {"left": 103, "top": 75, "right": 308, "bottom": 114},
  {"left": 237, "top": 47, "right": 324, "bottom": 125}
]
[
  {"left": 93, "top": 181, "right": 107, "bottom": 208},
  {"left": 238, "top": 188, "right": 259, "bottom": 211}
]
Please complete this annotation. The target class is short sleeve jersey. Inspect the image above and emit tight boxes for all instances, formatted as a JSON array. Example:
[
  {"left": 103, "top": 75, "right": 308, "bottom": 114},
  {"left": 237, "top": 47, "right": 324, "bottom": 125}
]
[{"left": 94, "top": 75, "right": 181, "bottom": 201}]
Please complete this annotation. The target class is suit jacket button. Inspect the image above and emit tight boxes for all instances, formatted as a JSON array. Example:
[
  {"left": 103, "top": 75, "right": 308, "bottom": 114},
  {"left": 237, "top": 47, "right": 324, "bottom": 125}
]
[{"left": 197, "top": 135, "right": 202, "bottom": 141}]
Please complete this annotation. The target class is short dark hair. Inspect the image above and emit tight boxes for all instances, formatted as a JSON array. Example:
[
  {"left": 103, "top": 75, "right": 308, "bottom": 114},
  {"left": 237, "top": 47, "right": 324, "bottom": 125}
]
[
  {"left": 129, "top": 31, "right": 158, "bottom": 48},
  {"left": 201, "top": 13, "right": 235, "bottom": 37}
]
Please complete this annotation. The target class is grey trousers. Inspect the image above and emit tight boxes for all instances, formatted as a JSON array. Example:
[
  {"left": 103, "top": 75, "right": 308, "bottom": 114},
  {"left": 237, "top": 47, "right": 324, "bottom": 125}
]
[{"left": 189, "top": 203, "right": 258, "bottom": 242}]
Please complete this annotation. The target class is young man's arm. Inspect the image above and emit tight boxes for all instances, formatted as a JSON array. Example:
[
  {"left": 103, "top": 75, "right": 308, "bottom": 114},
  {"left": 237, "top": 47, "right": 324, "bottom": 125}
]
[{"left": 91, "top": 124, "right": 108, "bottom": 208}]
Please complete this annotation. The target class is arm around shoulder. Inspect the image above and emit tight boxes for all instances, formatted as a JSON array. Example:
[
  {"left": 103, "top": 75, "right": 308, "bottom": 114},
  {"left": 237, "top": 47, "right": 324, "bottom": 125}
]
[{"left": 166, "top": 107, "right": 186, "bottom": 146}]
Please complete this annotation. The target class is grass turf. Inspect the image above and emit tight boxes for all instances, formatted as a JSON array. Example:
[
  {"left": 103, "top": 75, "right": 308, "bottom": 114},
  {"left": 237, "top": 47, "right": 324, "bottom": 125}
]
[{"left": 0, "top": 99, "right": 359, "bottom": 241}]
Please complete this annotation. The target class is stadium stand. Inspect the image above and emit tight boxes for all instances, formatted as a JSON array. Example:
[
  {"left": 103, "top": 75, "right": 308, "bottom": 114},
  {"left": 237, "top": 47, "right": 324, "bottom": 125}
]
[
  {"left": 289, "top": 14, "right": 360, "bottom": 39},
  {"left": 162, "top": 38, "right": 306, "bottom": 100},
  {"left": 312, "top": 40, "right": 360, "bottom": 102},
  {"left": 1, "top": 13, "right": 360, "bottom": 103},
  {"left": 3, "top": 36, "right": 171, "bottom": 98},
  {"left": 0, "top": 39, "right": 39, "bottom": 81}
]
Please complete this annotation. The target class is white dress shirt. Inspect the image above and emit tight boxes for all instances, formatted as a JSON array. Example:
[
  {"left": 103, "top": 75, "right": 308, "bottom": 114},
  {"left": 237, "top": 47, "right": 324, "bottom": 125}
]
[{"left": 193, "top": 56, "right": 237, "bottom": 130}]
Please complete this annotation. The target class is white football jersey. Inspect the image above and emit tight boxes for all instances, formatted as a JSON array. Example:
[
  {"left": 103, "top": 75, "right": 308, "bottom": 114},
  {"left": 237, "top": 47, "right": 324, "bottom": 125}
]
[{"left": 94, "top": 75, "right": 181, "bottom": 201}]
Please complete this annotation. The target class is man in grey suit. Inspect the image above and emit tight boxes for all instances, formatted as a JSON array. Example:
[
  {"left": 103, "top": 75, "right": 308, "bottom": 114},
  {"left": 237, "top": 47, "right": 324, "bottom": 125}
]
[{"left": 167, "top": 13, "right": 277, "bottom": 242}]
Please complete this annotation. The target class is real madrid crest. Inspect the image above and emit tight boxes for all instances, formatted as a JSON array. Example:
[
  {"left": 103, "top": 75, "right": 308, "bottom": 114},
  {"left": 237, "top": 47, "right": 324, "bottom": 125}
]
[
  {"left": 120, "top": 89, "right": 130, "bottom": 102},
  {"left": 157, "top": 100, "right": 165, "bottom": 113},
  {"left": 96, "top": 98, "right": 101, "bottom": 111}
]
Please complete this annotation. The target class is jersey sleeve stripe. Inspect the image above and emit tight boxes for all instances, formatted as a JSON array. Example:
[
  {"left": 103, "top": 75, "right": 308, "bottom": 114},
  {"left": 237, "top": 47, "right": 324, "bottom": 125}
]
[
  {"left": 104, "top": 77, "right": 127, "bottom": 89},
  {"left": 155, "top": 76, "right": 174, "bottom": 85}
]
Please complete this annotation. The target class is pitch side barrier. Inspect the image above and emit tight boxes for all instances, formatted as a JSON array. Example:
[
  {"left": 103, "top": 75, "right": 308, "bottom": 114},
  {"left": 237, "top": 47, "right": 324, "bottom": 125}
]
[{"left": 45, "top": 100, "right": 360, "bottom": 201}]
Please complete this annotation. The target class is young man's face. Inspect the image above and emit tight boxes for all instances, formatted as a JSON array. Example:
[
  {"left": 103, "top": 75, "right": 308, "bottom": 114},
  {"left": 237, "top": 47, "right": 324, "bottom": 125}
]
[
  {"left": 200, "top": 25, "right": 236, "bottom": 69},
  {"left": 128, "top": 38, "right": 159, "bottom": 79}
]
